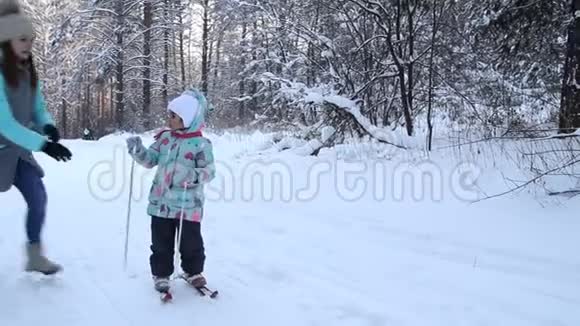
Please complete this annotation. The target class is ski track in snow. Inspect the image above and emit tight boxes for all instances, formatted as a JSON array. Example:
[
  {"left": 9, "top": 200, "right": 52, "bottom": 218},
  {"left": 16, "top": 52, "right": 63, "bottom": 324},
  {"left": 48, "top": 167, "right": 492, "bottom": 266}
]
[{"left": 1, "top": 134, "right": 580, "bottom": 326}]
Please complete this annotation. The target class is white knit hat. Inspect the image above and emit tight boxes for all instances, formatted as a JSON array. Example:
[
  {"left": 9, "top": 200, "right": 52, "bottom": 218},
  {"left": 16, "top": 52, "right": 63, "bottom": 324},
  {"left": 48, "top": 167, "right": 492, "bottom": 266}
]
[
  {"left": 168, "top": 93, "right": 200, "bottom": 129},
  {"left": 0, "top": 0, "right": 35, "bottom": 43}
]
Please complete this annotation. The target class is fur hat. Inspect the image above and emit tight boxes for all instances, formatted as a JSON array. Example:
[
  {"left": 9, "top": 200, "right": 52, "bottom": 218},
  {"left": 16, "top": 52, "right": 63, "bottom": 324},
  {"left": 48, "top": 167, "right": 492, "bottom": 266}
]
[{"left": 0, "top": 0, "right": 35, "bottom": 43}]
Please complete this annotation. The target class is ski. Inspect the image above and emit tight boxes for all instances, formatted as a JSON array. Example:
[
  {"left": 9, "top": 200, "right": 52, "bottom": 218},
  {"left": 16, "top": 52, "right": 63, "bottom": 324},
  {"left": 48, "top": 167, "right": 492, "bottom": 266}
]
[
  {"left": 159, "top": 290, "right": 173, "bottom": 303},
  {"left": 195, "top": 285, "right": 219, "bottom": 299},
  {"left": 178, "top": 274, "right": 219, "bottom": 299}
]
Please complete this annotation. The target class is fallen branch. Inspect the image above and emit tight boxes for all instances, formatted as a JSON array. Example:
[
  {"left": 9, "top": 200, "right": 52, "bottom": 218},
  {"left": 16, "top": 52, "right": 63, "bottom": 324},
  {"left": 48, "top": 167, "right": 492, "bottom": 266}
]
[
  {"left": 472, "top": 156, "right": 580, "bottom": 203},
  {"left": 321, "top": 101, "right": 406, "bottom": 149}
]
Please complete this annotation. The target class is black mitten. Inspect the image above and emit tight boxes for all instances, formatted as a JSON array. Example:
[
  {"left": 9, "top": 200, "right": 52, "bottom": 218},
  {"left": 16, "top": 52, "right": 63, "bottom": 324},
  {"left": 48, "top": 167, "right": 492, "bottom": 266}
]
[{"left": 42, "top": 142, "right": 72, "bottom": 162}]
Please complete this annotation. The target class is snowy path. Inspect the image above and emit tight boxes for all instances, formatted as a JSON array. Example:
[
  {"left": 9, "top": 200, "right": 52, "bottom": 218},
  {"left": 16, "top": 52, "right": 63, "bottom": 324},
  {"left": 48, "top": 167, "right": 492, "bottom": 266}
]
[{"left": 1, "top": 135, "right": 579, "bottom": 325}]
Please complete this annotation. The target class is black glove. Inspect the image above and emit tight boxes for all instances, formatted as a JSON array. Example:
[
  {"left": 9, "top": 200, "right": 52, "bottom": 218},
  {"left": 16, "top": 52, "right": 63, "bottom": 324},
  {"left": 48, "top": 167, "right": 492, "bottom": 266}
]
[
  {"left": 42, "top": 141, "right": 72, "bottom": 162},
  {"left": 43, "top": 125, "right": 60, "bottom": 143}
]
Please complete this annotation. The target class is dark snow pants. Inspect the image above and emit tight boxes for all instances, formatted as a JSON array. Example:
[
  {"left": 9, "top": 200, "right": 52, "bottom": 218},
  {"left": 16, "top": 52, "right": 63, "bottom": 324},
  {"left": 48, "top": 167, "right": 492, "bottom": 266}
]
[{"left": 150, "top": 216, "right": 205, "bottom": 278}]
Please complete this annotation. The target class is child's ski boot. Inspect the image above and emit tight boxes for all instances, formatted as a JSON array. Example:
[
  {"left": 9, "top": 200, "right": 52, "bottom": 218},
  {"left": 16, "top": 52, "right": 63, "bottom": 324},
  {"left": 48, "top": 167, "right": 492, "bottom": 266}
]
[
  {"left": 153, "top": 276, "right": 172, "bottom": 302},
  {"left": 153, "top": 276, "right": 171, "bottom": 292},
  {"left": 181, "top": 273, "right": 217, "bottom": 298},
  {"left": 182, "top": 273, "right": 206, "bottom": 288}
]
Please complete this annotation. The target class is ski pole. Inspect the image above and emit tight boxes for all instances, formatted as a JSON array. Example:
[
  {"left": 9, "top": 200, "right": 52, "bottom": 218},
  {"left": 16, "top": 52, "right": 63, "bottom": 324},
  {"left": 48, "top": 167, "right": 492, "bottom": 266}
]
[
  {"left": 124, "top": 154, "right": 136, "bottom": 271},
  {"left": 174, "top": 184, "right": 188, "bottom": 276}
]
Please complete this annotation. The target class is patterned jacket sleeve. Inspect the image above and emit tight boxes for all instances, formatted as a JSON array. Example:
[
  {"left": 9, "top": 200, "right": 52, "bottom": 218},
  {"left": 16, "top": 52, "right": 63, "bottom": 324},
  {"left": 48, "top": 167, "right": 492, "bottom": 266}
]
[
  {"left": 193, "top": 138, "right": 215, "bottom": 184},
  {"left": 131, "top": 138, "right": 161, "bottom": 168}
]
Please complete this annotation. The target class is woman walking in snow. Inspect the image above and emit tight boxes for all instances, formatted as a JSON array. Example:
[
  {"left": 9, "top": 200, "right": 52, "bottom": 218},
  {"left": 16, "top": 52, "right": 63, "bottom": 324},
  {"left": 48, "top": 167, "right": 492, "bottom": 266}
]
[
  {"left": 126, "top": 89, "right": 215, "bottom": 293},
  {"left": 0, "top": 0, "right": 72, "bottom": 275}
]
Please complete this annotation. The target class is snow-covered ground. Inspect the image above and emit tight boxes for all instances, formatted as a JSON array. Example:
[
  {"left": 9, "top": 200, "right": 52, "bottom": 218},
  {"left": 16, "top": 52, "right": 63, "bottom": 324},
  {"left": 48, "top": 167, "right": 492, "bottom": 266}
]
[{"left": 1, "top": 131, "right": 579, "bottom": 326}]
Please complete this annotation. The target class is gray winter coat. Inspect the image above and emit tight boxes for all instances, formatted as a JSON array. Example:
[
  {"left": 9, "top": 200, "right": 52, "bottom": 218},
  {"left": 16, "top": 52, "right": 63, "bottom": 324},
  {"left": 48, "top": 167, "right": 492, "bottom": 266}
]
[{"left": 0, "top": 68, "right": 53, "bottom": 192}]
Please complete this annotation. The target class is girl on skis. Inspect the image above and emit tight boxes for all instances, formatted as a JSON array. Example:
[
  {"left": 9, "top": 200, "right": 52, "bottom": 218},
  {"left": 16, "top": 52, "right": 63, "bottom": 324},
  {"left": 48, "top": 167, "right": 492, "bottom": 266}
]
[
  {"left": 0, "top": 0, "right": 73, "bottom": 275},
  {"left": 126, "top": 89, "right": 215, "bottom": 292}
]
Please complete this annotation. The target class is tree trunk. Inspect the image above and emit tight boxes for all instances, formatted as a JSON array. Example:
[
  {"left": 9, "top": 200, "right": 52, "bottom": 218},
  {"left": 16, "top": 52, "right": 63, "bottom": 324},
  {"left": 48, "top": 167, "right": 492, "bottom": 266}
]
[
  {"left": 250, "top": 18, "right": 259, "bottom": 113},
  {"left": 83, "top": 78, "right": 90, "bottom": 130},
  {"left": 208, "top": 36, "right": 214, "bottom": 94},
  {"left": 213, "top": 34, "right": 222, "bottom": 90},
  {"left": 171, "top": 0, "right": 178, "bottom": 73},
  {"left": 110, "top": 81, "right": 114, "bottom": 127},
  {"left": 98, "top": 85, "right": 105, "bottom": 136},
  {"left": 201, "top": 0, "right": 210, "bottom": 94},
  {"left": 559, "top": 0, "right": 580, "bottom": 133},
  {"left": 427, "top": 0, "right": 438, "bottom": 151},
  {"left": 188, "top": 17, "right": 193, "bottom": 84},
  {"left": 239, "top": 21, "right": 247, "bottom": 122},
  {"left": 406, "top": 0, "right": 414, "bottom": 134},
  {"left": 143, "top": 0, "right": 152, "bottom": 130},
  {"left": 178, "top": 0, "right": 186, "bottom": 90},
  {"left": 61, "top": 79, "right": 67, "bottom": 138},
  {"left": 115, "top": 0, "right": 125, "bottom": 130},
  {"left": 394, "top": 0, "right": 413, "bottom": 136},
  {"left": 162, "top": 0, "right": 170, "bottom": 106}
]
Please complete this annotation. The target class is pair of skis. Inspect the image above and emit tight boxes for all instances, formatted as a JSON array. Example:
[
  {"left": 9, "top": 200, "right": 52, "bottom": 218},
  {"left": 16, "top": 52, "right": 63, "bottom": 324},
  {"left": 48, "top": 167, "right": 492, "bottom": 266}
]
[
  {"left": 159, "top": 286, "right": 217, "bottom": 303},
  {"left": 158, "top": 275, "right": 218, "bottom": 303}
]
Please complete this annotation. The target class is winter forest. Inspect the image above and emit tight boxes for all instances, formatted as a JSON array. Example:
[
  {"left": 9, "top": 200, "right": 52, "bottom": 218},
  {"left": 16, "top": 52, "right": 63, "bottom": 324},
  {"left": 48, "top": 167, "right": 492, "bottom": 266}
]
[
  {"left": 18, "top": 0, "right": 580, "bottom": 193},
  {"left": 21, "top": 0, "right": 570, "bottom": 138}
]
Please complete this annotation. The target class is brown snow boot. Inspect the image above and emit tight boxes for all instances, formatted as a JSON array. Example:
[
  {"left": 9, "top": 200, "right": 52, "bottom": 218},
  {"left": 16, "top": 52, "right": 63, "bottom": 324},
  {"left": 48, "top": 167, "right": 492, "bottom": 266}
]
[{"left": 25, "top": 243, "right": 62, "bottom": 275}]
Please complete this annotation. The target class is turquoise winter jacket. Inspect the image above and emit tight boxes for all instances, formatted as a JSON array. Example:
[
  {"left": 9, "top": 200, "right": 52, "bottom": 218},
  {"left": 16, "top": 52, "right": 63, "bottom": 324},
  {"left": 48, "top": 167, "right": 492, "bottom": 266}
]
[
  {"left": 0, "top": 72, "right": 53, "bottom": 152},
  {"left": 130, "top": 90, "right": 216, "bottom": 222},
  {"left": 0, "top": 69, "right": 55, "bottom": 192}
]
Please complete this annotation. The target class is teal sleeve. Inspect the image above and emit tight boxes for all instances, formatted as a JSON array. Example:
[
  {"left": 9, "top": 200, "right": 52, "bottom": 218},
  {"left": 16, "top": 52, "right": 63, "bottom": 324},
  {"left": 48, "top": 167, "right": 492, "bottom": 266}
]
[
  {"left": 131, "top": 139, "right": 161, "bottom": 169},
  {"left": 34, "top": 81, "right": 54, "bottom": 128},
  {"left": 194, "top": 140, "right": 215, "bottom": 184},
  {"left": 0, "top": 76, "right": 46, "bottom": 152}
]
